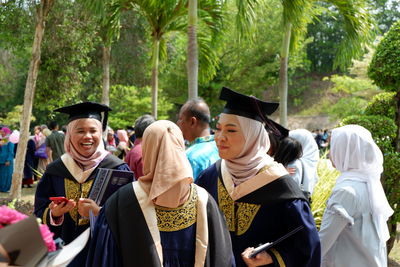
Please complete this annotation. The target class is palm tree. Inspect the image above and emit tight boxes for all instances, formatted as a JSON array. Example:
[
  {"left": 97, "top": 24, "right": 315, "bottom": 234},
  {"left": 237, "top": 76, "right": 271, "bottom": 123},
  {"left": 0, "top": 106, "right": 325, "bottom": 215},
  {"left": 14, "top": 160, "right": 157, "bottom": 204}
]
[
  {"left": 238, "top": 0, "right": 374, "bottom": 127},
  {"left": 187, "top": 0, "right": 198, "bottom": 99},
  {"left": 82, "top": 0, "right": 122, "bottom": 106},
  {"left": 10, "top": 0, "right": 55, "bottom": 199},
  {"left": 95, "top": 0, "right": 224, "bottom": 118}
]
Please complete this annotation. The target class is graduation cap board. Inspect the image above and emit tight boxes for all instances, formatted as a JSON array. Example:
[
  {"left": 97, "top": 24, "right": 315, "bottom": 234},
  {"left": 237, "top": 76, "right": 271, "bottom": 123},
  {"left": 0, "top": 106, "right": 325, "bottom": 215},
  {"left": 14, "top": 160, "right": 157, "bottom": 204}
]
[
  {"left": 54, "top": 102, "right": 111, "bottom": 131},
  {"left": 0, "top": 216, "right": 47, "bottom": 266},
  {"left": 0, "top": 216, "right": 90, "bottom": 267},
  {"left": 219, "top": 87, "right": 289, "bottom": 139}
]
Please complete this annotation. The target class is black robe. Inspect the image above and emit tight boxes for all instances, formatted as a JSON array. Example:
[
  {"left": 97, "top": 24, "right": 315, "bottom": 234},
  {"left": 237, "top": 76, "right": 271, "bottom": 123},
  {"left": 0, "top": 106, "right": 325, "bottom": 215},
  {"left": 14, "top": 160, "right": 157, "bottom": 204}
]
[
  {"left": 196, "top": 160, "right": 321, "bottom": 267},
  {"left": 34, "top": 153, "right": 130, "bottom": 267},
  {"left": 86, "top": 183, "right": 235, "bottom": 267}
]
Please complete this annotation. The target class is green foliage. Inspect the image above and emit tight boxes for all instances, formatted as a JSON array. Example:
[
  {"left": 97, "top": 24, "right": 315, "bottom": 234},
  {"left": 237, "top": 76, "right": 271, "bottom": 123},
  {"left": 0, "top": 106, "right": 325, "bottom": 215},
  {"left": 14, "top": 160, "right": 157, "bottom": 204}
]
[
  {"left": 365, "top": 92, "right": 396, "bottom": 119},
  {"left": 34, "top": 0, "right": 100, "bottom": 116},
  {"left": 106, "top": 85, "right": 173, "bottom": 129},
  {"left": 311, "top": 155, "right": 340, "bottom": 230},
  {"left": 368, "top": 20, "right": 400, "bottom": 92},
  {"left": 0, "top": 0, "right": 34, "bottom": 51},
  {"left": 328, "top": 98, "right": 368, "bottom": 120},
  {"left": 324, "top": 74, "right": 378, "bottom": 94},
  {"left": 382, "top": 151, "right": 400, "bottom": 224},
  {"left": 0, "top": 105, "right": 35, "bottom": 129}
]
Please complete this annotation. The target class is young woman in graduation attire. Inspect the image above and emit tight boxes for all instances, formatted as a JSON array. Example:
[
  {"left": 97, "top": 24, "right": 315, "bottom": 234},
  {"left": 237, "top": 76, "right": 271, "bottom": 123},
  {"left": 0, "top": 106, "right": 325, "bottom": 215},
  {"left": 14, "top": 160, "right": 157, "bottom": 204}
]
[
  {"left": 196, "top": 87, "right": 321, "bottom": 267},
  {"left": 34, "top": 102, "right": 130, "bottom": 267},
  {"left": 86, "top": 120, "right": 234, "bottom": 267}
]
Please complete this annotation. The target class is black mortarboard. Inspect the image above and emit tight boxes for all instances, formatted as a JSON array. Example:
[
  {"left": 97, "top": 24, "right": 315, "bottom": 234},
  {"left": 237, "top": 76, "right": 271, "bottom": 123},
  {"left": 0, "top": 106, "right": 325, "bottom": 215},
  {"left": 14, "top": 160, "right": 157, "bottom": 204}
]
[
  {"left": 54, "top": 102, "right": 111, "bottom": 131},
  {"left": 219, "top": 87, "right": 289, "bottom": 139}
]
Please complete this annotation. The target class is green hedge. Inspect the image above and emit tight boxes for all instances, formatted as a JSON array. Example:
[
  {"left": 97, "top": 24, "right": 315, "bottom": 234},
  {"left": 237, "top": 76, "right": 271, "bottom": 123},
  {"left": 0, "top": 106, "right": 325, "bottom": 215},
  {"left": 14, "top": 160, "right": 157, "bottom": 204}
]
[
  {"left": 368, "top": 21, "right": 400, "bottom": 92},
  {"left": 365, "top": 92, "right": 396, "bottom": 120}
]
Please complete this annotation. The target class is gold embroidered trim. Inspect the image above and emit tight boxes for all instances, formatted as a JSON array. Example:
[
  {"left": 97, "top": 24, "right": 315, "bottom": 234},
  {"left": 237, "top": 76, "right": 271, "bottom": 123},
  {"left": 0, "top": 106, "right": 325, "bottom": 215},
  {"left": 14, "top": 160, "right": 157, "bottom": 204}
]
[
  {"left": 270, "top": 248, "right": 286, "bottom": 267},
  {"left": 236, "top": 202, "right": 261, "bottom": 235},
  {"left": 218, "top": 179, "right": 235, "bottom": 231},
  {"left": 155, "top": 184, "right": 197, "bottom": 232},
  {"left": 218, "top": 179, "right": 260, "bottom": 235},
  {"left": 64, "top": 178, "right": 94, "bottom": 225},
  {"left": 43, "top": 207, "right": 49, "bottom": 225}
]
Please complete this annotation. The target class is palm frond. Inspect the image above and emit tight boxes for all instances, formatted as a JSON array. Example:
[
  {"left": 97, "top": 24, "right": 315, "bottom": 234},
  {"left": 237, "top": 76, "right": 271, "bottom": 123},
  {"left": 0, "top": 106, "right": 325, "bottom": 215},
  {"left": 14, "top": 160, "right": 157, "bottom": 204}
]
[
  {"left": 328, "top": 0, "right": 376, "bottom": 70},
  {"left": 235, "top": 0, "right": 259, "bottom": 41}
]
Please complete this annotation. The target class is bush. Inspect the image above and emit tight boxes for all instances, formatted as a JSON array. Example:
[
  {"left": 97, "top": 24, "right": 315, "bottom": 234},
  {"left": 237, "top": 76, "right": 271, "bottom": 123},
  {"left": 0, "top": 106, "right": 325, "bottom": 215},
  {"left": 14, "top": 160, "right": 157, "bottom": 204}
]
[
  {"left": 328, "top": 97, "right": 368, "bottom": 120},
  {"left": 368, "top": 21, "right": 400, "bottom": 92},
  {"left": 382, "top": 152, "right": 400, "bottom": 225},
  {"left": 365, "top": 92, "right": 396, "bottom": 119},
  {"left": 311, "top": 156, "right": 340, "bottom": 230}
]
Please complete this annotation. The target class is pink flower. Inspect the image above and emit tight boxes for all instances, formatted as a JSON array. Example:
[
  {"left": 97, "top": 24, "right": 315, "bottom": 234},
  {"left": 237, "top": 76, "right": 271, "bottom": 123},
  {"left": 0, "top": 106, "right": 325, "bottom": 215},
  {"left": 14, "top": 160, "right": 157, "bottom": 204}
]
[
  {"left": 0, "top": 205, "right": 28, "bottom": 226},
  {"left": 39, "top": 224, "right": 56, "bottom": 252},
  {"left": 0, "top": 205, "right": 56, "bottom": 252}
]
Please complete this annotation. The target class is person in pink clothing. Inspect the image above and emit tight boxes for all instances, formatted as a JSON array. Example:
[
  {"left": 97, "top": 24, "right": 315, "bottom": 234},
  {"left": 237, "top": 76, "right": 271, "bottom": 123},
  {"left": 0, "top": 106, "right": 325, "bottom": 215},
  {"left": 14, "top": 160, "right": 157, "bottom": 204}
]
[{"left": 125, "top": 115, "right": 155, "bottom": 179}]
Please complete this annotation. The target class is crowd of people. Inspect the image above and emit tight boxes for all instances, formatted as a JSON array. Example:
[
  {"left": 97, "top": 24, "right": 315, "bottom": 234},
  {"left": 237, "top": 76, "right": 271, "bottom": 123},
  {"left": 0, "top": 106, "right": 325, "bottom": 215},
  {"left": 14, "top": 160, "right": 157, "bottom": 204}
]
[{"left": 0, "top": 86, "right": 394, "bottom": 267}]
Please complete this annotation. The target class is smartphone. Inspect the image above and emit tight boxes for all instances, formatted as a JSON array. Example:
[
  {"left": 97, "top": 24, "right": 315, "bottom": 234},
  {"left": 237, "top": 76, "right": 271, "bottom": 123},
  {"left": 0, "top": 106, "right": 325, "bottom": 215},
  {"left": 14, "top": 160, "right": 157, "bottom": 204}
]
[{"left": 49, "top": 196, "right": 69, "bottom": 204}]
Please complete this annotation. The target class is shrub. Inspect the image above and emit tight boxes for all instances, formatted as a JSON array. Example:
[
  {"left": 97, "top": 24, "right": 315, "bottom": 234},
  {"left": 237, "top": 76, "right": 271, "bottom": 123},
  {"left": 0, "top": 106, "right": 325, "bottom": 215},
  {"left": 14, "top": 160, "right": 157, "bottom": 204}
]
[
  {"left": 365, "top": 92, "right": 396, "bottom": 119},
  {"left": 368, "top": 21, "right": 400, "bottom": 92},
  {"left": 311, "top": 156, "right": 339, "bottom": 230}
]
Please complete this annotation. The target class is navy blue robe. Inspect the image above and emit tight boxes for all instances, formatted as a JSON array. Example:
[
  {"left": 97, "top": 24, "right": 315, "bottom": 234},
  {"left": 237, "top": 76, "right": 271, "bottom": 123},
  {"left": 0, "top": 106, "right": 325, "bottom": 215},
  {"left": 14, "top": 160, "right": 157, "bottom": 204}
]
[
  {"left": 34, "top": 154, "right": 130, "bottom": 267},
  {"left": 196, "top": 162, "right": 321, "bottom": 267},
  {"left": 86, "top": 183, "right": 235, "bottom": 267}
]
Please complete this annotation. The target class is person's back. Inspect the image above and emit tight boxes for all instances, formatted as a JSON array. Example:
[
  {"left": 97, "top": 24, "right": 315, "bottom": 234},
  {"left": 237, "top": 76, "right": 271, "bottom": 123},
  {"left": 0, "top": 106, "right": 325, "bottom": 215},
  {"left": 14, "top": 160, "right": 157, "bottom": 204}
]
[
  {"left": 289, "top": 129, "right": 319, "bottom": 196},
  {"left": 321, "top": 179, "right": 384, "bottom": 267},
  {"left": 45, "top": 121, "right": 65, "bottom": 161},
  {"left": 319, "top": 125, "right": 393, "bottom": 267},
  {"left": 87, "top": 120, "right": 234, "bottom": 267}
]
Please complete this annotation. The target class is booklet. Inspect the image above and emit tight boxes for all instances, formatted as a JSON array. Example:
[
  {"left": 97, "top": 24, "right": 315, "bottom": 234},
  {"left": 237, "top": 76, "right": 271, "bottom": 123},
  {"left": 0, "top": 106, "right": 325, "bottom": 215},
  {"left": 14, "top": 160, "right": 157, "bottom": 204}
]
[{"left": 88, "top": 168, "right": 135, "bottom": 206}]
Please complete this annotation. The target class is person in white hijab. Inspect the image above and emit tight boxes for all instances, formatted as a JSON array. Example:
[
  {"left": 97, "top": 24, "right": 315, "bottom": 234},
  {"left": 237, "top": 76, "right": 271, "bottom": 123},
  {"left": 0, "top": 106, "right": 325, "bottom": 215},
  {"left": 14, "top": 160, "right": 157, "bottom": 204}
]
[
  {"left": 288, "top": 129, "right": 320, "bottom": 195},
  {"left": 319, "top": 124, "right": 393, "bottom": 267}
]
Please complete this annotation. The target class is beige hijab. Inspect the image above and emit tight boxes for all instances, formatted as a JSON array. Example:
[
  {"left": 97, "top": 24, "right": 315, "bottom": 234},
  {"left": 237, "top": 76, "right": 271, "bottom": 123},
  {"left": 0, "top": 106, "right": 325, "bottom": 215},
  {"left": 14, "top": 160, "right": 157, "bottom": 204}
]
[
  {"left": 139, "top": 120, "right": 193, "bottom": 208},
  {"left": 223, "top": 114, "right": 274, "bottom": 185}
]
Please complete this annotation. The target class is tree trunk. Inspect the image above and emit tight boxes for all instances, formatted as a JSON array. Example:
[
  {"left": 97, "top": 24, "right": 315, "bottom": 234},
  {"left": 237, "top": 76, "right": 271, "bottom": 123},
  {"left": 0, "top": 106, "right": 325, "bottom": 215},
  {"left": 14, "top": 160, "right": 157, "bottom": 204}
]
[
  {"left": 151, "top": 38, "right": 160, "bottom": 118},
  {"left": 187, "top": 0, "right": 198, "bottom": 100},
  {"left": 10, "top": 0, "right": 54, "bottom": 199},
  {"left": 101, "top": 45, "right": 111, "bottom": 106},
  {"left": 278, "top": 23, "right": 291, "bottom": 128}
]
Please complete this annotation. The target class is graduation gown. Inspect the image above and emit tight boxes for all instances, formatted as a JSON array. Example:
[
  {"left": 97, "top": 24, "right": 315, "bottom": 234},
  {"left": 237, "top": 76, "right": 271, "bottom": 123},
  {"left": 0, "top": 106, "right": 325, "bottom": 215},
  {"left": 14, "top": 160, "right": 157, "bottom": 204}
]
[
  {"left": 86, "top": 182, "right": 234, "bottom": 267},
  {"left": 196, "top": 160, "right": 321, "bottom": 267},
  {"left": 34, "top": 153, "right": 130, "bottom": 266}
]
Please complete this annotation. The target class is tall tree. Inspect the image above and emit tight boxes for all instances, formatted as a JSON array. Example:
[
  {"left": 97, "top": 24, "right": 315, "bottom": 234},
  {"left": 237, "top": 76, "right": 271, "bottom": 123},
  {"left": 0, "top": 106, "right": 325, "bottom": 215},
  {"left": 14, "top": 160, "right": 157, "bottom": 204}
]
[
  {"left": 102, "top": 0, "right": 223, "bottom": 118},
  {"left": 187, "top": 0, "right": 198, "bottom": 99},
  {"left": 10, "top": 0, "right": 55, "bottom": 199},
  {"left": 281, "top": 0, "right": 374, "bottom": 126},
  {"left": 83, "top": 0, "right": 122, "bottom": 106}
]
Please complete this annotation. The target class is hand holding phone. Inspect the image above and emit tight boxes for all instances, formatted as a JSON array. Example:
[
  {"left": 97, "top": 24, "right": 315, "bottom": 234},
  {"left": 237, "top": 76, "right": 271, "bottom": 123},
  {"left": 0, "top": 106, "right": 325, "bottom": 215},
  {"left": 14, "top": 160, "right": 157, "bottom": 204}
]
[{"left": 49, "top": 197, "right": 69, "bottom": 204}]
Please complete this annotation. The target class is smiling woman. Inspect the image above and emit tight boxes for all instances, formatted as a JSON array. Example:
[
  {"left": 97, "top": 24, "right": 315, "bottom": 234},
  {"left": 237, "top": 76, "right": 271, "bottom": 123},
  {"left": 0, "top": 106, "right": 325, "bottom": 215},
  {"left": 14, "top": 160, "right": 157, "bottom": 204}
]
[{"left": 34, "top": 102, "right": 130, "bottom": 267}]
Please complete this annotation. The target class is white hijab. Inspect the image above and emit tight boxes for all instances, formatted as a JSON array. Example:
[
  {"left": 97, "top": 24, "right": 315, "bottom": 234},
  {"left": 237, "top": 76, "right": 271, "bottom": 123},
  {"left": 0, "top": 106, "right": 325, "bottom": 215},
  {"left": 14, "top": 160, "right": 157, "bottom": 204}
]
[
  {"left": 330, "top": 125, "right": 393, "bottom": 242},
  {"left": 289, "top": 129, "right": 319, "bottom": 192},
  {"left": 224, "top": 114, "right": 274, "bottom": 185}
]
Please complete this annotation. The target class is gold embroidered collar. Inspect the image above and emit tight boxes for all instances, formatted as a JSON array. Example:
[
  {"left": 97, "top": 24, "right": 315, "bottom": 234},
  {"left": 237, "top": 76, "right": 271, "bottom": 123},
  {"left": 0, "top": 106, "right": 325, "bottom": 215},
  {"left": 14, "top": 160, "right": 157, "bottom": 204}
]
[{"left": 155, "top": 184, "right": 197, "bottom": 232}]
